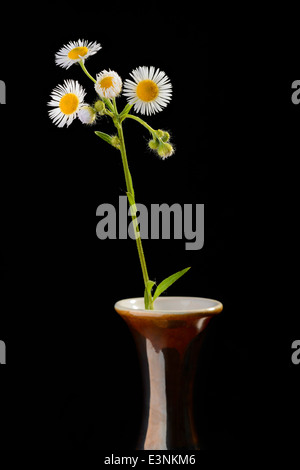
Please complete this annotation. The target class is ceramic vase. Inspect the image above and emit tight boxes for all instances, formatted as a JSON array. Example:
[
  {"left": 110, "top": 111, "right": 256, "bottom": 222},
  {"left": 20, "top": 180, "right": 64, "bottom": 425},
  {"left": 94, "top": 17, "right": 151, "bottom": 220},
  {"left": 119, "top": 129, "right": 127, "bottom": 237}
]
[{"left": 115, "top": 296, "right": 223, "bottom": 450}]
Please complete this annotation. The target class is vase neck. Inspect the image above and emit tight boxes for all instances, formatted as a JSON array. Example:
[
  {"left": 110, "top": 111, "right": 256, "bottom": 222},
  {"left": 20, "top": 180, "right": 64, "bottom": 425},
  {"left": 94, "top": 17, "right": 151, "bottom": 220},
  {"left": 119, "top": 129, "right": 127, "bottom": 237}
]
[
  {"left": 139, "top": 336, "right": 200, "bottom": 450},
  {"left": 127, "top": 316, "right": 211, "bottom": 451}
]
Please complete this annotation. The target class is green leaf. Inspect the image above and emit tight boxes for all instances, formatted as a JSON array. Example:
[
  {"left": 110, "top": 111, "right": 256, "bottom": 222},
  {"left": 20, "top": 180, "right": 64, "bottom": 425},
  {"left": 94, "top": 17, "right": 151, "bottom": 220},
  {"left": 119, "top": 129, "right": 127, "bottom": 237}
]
[
  {"left": 119, "top": 103, "right": 133, "bottom": 118},
  {"left": 144, "top": 280, "right": 155, "bottom": 309},
  {"left": 146, "top": 280, "right": 155, "bottom": 294},
  {"left": 152, "top": 267, "right": 191, "bottom": 302},
  {"left": 95, "top": 131, "right": 113, "bottom": 145}
]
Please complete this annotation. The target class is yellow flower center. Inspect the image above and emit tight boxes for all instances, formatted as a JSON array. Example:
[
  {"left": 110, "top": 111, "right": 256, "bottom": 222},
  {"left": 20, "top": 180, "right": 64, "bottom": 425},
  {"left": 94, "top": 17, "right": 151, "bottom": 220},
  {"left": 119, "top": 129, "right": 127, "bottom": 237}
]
[
  {"left": 59, "top": 93, "right": 79, "bottom": 115},
  {"left": 68, "top": 46, "right": 89, "bottom": 60},
  {"left": 136, "top": 79, "right": 159, "bottom": 102},
  {"left": 100, "top": 76, "right": 114, "bottom": 90}
]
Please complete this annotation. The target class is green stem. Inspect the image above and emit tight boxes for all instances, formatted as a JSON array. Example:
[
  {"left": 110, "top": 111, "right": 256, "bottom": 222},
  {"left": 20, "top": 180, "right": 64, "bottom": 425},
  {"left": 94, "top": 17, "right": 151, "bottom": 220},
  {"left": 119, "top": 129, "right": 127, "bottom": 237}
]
[
  {"left": 112, "top": 97, "right": 118, "bottom": 115},
  {"left": 124, "top": 113, "right": 156, "bottom": 136},
  {"left": 79, "top": 60, "right": 97, "bottom": 83},
  {"left": 116, "top": 121, "right": 154, "bottom": 309},
  {"left": 79, "top": 61, "right": 114, "bottom": 112}
]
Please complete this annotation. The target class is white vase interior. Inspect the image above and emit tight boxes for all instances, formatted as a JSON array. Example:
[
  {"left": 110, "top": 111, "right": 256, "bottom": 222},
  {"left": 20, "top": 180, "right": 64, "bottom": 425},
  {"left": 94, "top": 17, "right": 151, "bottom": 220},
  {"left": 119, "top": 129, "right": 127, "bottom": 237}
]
[{"left": 115, "top": 296, "right": 222, "bottom": 315}]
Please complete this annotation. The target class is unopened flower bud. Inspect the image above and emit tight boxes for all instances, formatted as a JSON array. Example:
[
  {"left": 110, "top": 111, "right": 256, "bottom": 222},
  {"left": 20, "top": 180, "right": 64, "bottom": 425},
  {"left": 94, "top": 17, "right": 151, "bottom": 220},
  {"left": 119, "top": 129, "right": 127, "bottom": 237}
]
[
  {"left": 111, "top": 135, "right": 121, "bottom": 149},
  {"left": 157, "top": 142, "right": 174, "bottom": 159},
  {"left": 94, "top": 100, "right": 106, "bottom": 115},
  {"left": 78, "top": 105, "right": 97, "bottom": 124},
  {"left": 162, "top": 131, "right": 170, "bottom": 142},
  {"left": 157, "top": 129, "right": 170, "bottom": 142},
  {"left": 148, "top": 138, "right": 159, "bottom": 150}
]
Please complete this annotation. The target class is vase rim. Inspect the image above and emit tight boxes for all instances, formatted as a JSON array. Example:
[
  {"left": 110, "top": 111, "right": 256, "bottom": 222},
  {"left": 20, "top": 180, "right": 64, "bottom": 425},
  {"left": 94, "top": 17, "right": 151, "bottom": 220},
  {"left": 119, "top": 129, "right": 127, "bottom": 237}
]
[{"left": 114, "top": 296, "right": 223, "bottom": 317}]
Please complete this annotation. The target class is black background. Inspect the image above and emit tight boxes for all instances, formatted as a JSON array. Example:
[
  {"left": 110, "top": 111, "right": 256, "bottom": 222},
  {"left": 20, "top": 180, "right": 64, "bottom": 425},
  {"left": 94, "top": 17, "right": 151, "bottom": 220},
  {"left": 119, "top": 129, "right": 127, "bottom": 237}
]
[{"left": 0, "top": 2, "right": 299, "bottom": 450}]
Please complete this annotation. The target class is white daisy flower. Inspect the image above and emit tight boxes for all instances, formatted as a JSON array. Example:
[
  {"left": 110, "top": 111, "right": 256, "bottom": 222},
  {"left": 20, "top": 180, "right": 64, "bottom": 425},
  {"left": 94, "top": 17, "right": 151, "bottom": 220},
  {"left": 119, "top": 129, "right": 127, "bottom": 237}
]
[
  {"left": 95, "top": 70, "right": 122, "bottom": 99},
  {"left": 123, "top": 66, "right": 172, "bottom": 115},
  {"left": 55, "top": 39, "right": 101, "bottom": 69},
  {"left": 48, "top": 80, "right": 86, "bottom": 127}
]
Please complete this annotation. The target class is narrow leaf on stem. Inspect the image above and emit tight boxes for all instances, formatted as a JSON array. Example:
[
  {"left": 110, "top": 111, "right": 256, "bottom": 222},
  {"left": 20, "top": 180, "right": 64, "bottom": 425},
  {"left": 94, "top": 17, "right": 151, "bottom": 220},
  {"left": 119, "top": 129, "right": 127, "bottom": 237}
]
[
  {"left": 152, "top": 267, "right": 191, "bottom": 302},
  {"left": 95, "top": 131, "right": 113, "bottom": 145},
  {"left": 119, "top": 103, "right": 134, "bottom": 118}
]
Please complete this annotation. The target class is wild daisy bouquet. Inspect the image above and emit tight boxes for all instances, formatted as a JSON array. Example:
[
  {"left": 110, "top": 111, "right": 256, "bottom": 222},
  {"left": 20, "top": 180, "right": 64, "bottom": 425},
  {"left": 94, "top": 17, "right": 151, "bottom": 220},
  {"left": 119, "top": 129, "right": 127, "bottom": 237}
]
[{"left": 48, "top": 39, "right": 190, "bottom": 310}]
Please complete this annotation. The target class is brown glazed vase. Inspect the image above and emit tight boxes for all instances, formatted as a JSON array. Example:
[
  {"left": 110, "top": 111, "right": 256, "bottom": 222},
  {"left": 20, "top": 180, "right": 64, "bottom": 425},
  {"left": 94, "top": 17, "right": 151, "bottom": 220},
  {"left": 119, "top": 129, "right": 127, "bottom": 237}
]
[{"left": 114, "top": 296, "right": 223, "bottom": 450}]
